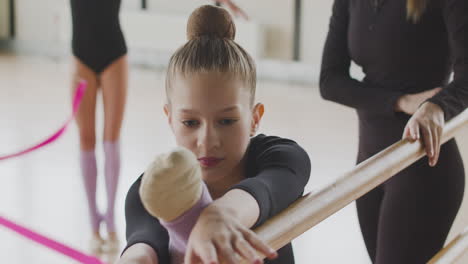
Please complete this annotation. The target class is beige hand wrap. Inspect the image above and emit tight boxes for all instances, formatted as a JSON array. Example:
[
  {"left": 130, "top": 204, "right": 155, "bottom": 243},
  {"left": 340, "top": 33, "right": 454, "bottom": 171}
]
[{"left": 139, "top": 147, "right": 203, "bottom": 222}]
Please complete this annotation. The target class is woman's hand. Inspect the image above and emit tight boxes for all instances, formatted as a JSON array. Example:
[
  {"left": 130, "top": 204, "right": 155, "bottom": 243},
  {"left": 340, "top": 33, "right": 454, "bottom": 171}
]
[
  {"left": 184, "top": 203, "right": 277, "bottom": 264},
  {"left": 403, "top": 102, "right": 445, "bottom": 167},
  {"left": 215, "top": 0, "right": 249, "bottom": 20},
  {"left": 395, "top": 87, "right": 442, "bottom": 115}
]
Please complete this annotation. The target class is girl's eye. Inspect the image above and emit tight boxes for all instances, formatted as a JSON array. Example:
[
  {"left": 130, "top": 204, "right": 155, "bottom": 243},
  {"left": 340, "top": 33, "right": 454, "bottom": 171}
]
[
  {"left": 182, "top": 120, "right": 200, "bottom": 127},
  {"left": 219, "top": 119, "right": 238, "bottom": 126}
]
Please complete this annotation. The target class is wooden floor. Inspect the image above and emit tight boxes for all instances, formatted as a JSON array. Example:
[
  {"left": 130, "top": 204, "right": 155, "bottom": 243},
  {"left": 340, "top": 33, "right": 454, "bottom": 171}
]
[{"left": 0, "top": 54, "right": 466, "bottom": 263}]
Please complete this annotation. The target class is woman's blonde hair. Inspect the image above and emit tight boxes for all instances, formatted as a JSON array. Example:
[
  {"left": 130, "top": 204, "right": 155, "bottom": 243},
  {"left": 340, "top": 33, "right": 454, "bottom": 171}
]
[
  {"left": 407, "top": 0, "right": 428, "bottom": 22},
  {"left": 165, "top": 5, "right": 256, "bottom": 106}
]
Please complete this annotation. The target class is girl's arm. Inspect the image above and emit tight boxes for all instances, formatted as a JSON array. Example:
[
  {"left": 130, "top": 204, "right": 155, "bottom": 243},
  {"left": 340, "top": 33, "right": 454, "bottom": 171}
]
[
  {"left": 185, "top": 136, "right": 311, "bottom": 264},
  {"left": 118, "top": 243, "right": 159, "bottom": 264},
  {"left": 120, "top": 176, "right": 170, "bottom": 264}
]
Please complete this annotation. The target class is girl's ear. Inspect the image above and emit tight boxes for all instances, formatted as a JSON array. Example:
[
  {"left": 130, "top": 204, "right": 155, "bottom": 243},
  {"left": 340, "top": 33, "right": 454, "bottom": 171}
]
[
  {"left": 251, "top": 103, "right": 264, "bottom": 136},
  {"left": 164, "top": 104, "right": 172, "bottom": 125}
]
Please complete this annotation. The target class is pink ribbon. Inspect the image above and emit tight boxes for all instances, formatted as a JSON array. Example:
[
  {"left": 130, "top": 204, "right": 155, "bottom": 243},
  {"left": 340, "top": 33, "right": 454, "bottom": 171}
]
[
  {"left": 0, "top": 81, "right": 104, "bottom": 263},
  {"left": 0, "top": 81, "right": 87, "bottom": 161},
  {"left": 0, "top": 216, "right": 105, "bottom": 264}
]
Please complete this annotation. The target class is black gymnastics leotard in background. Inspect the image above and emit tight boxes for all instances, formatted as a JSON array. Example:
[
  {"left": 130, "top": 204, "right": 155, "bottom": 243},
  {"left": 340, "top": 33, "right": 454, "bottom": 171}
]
[
  {"left": 320, "top": 0, "right": 467, "bottom": 263},
  {"left": 70, "top": 0, "right": 127, "bottom": 74},
  {"left": 123, "top": 134, "right": 311, "bottom": 264}
]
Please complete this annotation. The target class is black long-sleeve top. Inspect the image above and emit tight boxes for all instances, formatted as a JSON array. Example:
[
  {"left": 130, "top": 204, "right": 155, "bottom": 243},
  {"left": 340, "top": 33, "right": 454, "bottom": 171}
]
[
  {"left": 320, "top": 0, "right": 468, "bottom": 120},
  {"left": 123, "top": 134, "right": 311, "bottom": 264}
]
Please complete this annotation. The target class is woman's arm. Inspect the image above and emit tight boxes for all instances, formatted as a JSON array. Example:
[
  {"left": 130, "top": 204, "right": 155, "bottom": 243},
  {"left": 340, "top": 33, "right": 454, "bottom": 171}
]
[
  {"left": 426, "top": 0, "right": 468, "bottom": 120},
  {"left": 401, "top": 0, "right": 468, "bottom": 167},
  {"left": 319, "top": 0, "right": 404, "bottom": 116}
]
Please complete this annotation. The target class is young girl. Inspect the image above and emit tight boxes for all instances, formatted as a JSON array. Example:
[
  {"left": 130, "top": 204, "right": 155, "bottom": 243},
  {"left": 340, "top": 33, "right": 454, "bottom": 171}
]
[{"left": 119, "top": 5, "right": 311, "bottom": 264}]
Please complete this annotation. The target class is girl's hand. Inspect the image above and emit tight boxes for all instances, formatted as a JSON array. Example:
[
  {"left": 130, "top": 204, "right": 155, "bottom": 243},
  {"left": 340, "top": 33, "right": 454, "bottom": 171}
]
[
  {"left": 395, "top": 87, "right": 442, "bottom": 115},
  {"left": 184, "top": 203, "right": 277, "bottom": 264},
  {"left": 215, "top": 0, "right": 249, "bottom": 20},
  {"left": 403, "top": 102, "right": 445, "bottom": 167}
]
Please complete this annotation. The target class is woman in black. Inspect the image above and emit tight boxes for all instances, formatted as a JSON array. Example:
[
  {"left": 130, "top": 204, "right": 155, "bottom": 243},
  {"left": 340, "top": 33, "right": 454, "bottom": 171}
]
[
  {"left": 320, "top": 0, "right": 467, "bottom": 263},
  {"left": 119, "top": 5, "right": 310, "bottom": 264}
]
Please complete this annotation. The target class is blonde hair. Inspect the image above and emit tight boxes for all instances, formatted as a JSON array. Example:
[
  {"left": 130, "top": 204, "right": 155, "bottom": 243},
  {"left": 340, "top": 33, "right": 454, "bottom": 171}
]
[
  {"left": 165, "top": 5, "right": 256, "bottom": 106},
  {"left": 407, "top": 0, "right": 428, "bottom": 22}
]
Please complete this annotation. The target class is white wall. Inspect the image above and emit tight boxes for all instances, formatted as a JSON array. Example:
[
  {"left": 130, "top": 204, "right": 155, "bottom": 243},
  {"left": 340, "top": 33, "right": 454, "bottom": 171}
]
[
  {"left": 300, "top": 0, "right": 332, "bottom": 75},
  {"left": 140, "top": 0, "right": 295, "bottom": 60},
  {"left": 9, "top": 0, "right": 310, "bottom": 82},
  {"left": 131, "top": 0, "right": 337, "bottom": 63},
  {"left": 301, "top": 0, "right": 332, "bottom": 64},
  {"left": 10, "top": 0, "right": 355, "bottom": 83},
  {"left": 11, "top": 0, "right": 298, "bottom": 61}
]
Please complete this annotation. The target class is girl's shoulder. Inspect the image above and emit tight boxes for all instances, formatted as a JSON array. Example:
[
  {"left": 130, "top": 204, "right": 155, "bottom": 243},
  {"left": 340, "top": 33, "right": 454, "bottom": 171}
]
[
  {"left": 246, "top": 134, "right": 310, "bottom": 172},
  {"left": 248, "top": 134, "right": 302, "bottom": 153}
]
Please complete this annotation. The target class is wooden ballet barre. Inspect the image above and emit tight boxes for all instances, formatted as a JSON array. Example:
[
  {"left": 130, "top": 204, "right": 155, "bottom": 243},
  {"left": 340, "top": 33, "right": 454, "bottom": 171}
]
[
  {"left": 428, "top": 227, "right": 468, "bottom": 264},
  {"left": 240, "top": 109, "right": 468, "bottom": 263}
]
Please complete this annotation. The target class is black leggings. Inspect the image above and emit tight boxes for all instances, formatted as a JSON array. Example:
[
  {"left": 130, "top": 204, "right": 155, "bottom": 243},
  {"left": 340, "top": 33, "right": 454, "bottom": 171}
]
[{"left": 356, "top": 113, "right": 465, "bottom": 264}]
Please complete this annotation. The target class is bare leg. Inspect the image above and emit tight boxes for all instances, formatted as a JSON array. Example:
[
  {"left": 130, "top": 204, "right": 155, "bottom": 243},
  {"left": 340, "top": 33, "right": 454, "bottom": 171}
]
[
  {"left": 72, "top": 57, "right": 103, "bottom": 252},
  {"left": 101, "top": 55, "right": 127, "bottom": 142},
  {"left": 100, "top": 55, "right": 128, "bottom": 251},
  {"left": 73, "top": 57, "right": 99, "bottom": 151}
]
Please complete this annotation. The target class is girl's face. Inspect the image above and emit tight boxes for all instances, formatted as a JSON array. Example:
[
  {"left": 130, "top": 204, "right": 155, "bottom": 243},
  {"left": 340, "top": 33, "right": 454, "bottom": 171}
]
[{"left": 164, "top": 72, "right": 263, "bottom": 185}]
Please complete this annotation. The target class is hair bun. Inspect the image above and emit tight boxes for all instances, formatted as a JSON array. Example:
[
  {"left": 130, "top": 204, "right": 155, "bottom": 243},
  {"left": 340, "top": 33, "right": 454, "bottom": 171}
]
[{"left": 186, "top": 5, "right": 236, "bottom": 41}]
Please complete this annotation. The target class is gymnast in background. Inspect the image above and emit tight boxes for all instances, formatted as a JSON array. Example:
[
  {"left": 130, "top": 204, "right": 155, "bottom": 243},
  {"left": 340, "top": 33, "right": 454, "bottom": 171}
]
[{"left": 70, "top": 0, "right": 127, "bottom": 253}]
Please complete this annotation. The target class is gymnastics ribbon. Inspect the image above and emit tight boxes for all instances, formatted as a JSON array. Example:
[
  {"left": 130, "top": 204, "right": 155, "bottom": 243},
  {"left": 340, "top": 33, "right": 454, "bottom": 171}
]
[
  {"left": 0, "top": 81, "right": 87, "bottom": 161},
  {"left": 0, "top": 216, "right": 105, "bottom": 264}
]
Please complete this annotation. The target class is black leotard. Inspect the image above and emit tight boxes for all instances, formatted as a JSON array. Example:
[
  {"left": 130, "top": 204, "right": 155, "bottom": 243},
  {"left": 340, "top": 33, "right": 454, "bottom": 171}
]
[
  {"left": 123, "top": 134, "right": 311, "bottom": 264},
  {"left": 70, "top": 0, "right": 127, "bottom": 74}
]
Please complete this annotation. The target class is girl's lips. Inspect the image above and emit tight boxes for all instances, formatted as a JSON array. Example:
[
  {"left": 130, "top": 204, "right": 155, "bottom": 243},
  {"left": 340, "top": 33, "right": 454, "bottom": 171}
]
[{"left": 198, "top": 157, "right": 224, "bottom": 167}]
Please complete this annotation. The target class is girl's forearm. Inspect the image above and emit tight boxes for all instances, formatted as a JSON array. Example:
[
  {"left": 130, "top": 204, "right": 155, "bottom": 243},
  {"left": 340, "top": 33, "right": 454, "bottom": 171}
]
[
  {"left": 118, "top": 243, "right": 159, "bottom": 264},
  {"left": 207, "top": 188, "right": 260, "bottom": 228}
]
